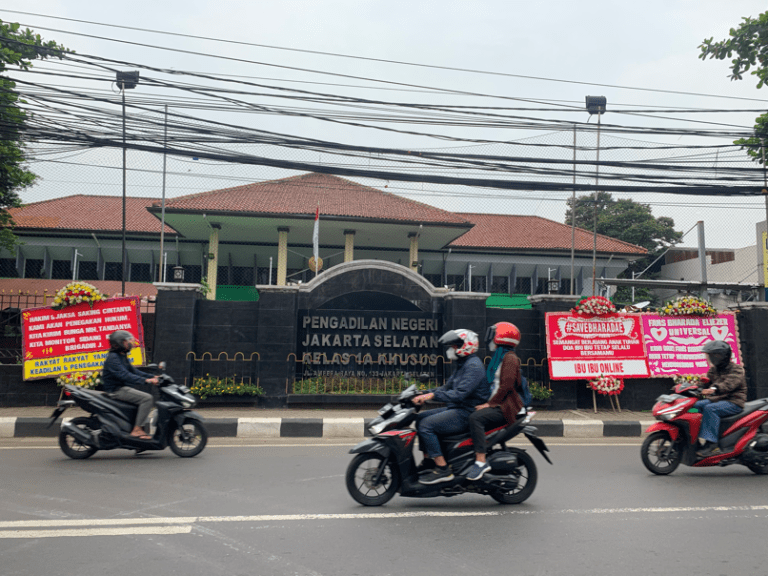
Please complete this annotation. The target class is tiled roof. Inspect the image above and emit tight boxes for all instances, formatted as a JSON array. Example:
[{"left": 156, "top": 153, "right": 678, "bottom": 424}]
[
  {"left": 451, "top": 213, "right": 647, "bottom": 255},
  {"left": 156, "top": 173, "right": 469, "bottom": 225},
  {"left": 9, "top": 196, "right": 176, "bottom": 234}
]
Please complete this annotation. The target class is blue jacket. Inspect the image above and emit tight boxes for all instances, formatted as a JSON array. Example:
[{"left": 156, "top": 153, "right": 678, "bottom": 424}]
[
  {"left": 431, "top": 355, "right": 489, "bottom": 413},
  {"left": 101, "top": 351, "right": 153, "bottom": 393}
]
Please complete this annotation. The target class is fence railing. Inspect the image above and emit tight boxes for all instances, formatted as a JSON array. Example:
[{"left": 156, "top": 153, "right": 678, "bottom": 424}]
[{"left": 185, "top": 352, "right": 261, "bottom": 395}]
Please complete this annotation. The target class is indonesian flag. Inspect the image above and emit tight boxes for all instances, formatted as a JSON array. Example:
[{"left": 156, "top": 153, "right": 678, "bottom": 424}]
[{"left": 312, "top": 206, "right": 319, "bottom": 272}]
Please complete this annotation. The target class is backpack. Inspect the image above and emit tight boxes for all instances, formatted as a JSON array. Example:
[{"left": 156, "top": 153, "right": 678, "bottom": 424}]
[{"left": 520, "top": 375, "right": 532, "bottom": 407}]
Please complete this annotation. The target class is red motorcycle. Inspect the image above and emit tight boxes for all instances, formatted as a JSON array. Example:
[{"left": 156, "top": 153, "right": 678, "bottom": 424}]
[{"left": 641, "top": 381, "right": 768, "bottom": 475}]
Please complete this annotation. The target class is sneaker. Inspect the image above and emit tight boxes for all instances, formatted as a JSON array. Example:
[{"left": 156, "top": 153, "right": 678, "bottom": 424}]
[
  {"left": 467, "top": 462, "right": 491, "bottom": 481},
  {"left": 416, "top": 459, "right": 436, "bottom": 475},
  {"left": 697, "top": 442, "right": 721, "bottom": 458},
  {"left": 419, "top": 465, "right": 454, "bottom": 485}
]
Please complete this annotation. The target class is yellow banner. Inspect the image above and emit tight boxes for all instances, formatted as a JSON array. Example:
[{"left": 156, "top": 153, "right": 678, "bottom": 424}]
[{"left": 23, "top": 348, "right": 145, "bottom": 380}]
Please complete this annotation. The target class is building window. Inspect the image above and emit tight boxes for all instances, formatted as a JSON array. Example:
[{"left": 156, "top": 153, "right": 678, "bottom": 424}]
[
  {"left": 0, "top": 258, "right": 17, "bottom": 278},
  {"left": 423, "top": 273, "right": 442, "bottom": 287},
  {"left": 535, "top": 278, "right": 548, "bottom": 295},
  {"left": 51, "top": 260, "right": 71, "bottom": 280},
  {"left": 217, "top": 265, "right": 229, "bottom": 285},
  {"left": 490, "top": 276, "right": 508, "bottom": 293},
  {"left": 104, "top": 262, "right": 122, "bottom": 281},
  {"left": 256, "top": 266, "right": 271, "bottom": 285},
  {"left": 24, "top": 259, "right": 44, "bottom": 279},
  {"left": 78, "top": 261, "right": 98, "bottom": 281},
  {"left": 185, "top": 265, "right": 202, "bottom": 284},
  {"left": 446, "top": 274, "right": 465, "bottom": 291},
  {"left": 231, "top": 266, "right": 254, "bottom": 286},
  {"left": 471, "top": 276, "right": 486, "bottom": 292},
  {"left": 515, "top": 277, "right": 531, "bottom": 294},
  {"left": 130, "top": 263, "right": 152, "bottom": 283}
]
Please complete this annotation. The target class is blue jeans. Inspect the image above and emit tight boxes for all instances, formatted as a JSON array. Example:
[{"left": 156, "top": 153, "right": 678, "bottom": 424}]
[
  {"left": 415, "top": 407, "right": 471, "bottom": 459},
  {"left": 694, "top": 400, "right": 742, "bottom": 443}
]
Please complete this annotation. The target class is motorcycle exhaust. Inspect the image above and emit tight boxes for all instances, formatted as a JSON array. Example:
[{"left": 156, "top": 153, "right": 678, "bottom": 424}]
[{"left": 60, "top": 422, "right": 97, "bottom": 447}]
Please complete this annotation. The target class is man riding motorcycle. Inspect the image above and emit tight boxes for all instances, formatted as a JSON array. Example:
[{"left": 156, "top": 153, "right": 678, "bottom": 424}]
[
  {"left": 695, "top": 340, "right": 747, "bottom": 458},
  {"left": 412, "top": 328, "right": 489, "bottom": 485},
  {"left": 101, "top": 330, "right": 159, "bottom": 440}
]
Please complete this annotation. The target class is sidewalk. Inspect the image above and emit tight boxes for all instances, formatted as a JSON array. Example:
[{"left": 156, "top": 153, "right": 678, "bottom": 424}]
[{"left": 0, "top": 405, "right": 657, "bottom": 439}]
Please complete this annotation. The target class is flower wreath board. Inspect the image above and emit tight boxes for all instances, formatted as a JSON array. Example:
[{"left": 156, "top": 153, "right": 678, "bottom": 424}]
[
  {"left": 21, "top": 286, "right": 146, "bottom": 381},
  {"left": 546, "top": 310, "right": 741, "bottom": 380}
]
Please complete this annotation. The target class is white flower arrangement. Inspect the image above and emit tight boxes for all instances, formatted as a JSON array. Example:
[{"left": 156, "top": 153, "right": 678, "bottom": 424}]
[{"left": 588, "top": 374, "right": 624, "bottom": 396}]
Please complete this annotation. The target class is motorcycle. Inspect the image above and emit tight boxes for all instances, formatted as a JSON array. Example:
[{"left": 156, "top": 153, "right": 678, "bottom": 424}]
[
  {"left": 48, "top": 363, "right": 208, "bottom": 459},
  {"left": 345, "top": 383, "right": 552, "bottom": 506},
  {"left": 641, "top": 380, "right": 768, "bottom": 475}
]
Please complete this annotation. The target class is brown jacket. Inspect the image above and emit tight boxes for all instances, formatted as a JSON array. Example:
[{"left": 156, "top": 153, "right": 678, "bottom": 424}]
[
  {"left": 705, "top": 362, "right": 747, "bottom": 408},
  {"left": 488, "top": 351, "right": 524, "bottom": 423}
]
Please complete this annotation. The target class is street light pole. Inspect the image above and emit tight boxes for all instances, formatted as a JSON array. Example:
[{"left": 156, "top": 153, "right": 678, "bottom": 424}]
[
  {"left": 159, "top": 104, "right": 168, "bottom": 283},
  {"left": 586, "top": 96, "right": 607, "bottom": 296},
  {"left": 116, "top": 70, "right": 139, "bottom": 297}
]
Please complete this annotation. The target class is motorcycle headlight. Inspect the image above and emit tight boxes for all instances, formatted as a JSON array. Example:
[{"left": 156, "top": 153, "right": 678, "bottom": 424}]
[{"left": 657, "top": 406, "right": 684, "bottom": 421}]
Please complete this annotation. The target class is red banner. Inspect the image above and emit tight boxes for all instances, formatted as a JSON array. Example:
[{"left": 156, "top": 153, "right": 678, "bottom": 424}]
[
  {"left": 546, "top": 312, "right": 649, "bottom": 379},
  {"left": 22, "top": 297, "right": 145, "bottom": 380}
]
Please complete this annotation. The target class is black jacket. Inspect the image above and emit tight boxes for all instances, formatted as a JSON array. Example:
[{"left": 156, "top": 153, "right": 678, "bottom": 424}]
[{"left": 102, "top": 350, "right": 153, "bottom": 393}]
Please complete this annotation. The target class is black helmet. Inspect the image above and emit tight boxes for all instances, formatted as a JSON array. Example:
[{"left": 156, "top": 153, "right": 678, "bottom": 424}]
[
  {"left": 702, "top": 340, "right": 732, "bottom": 370},
  {"left": 108, "top": 330, "right": 135, "bottom": 350}
]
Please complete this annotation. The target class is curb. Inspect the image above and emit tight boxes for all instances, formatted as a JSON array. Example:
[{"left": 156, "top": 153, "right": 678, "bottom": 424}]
[{"left": 0, "top": 417, "right": 651, "bottom": 439}]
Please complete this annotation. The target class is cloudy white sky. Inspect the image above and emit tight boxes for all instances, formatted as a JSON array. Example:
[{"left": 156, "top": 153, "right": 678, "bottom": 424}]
[{"left": 5, "top": 0, "right": 768, "bottom": 250}]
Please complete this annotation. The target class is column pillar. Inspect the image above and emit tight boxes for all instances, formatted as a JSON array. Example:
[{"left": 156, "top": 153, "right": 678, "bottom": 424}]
[
  {"left": 344, "top": 229, "right": 356, "bottom": 262},
  {"left": 408, "top": 232, "right": 419, "bottom": 272},
  {"left": 206, "top": 224, "right": 220, "bottom": 300},
  {"left": 277, "top": 227, "right": 289, "bottom": 286}
]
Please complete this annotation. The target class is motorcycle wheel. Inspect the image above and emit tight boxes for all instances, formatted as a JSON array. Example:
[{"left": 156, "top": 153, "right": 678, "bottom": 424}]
[
  {"left": 168, "top": 419, "right": 208, "bottom": 458},
  {"left": 345, "top": 453, "right": 400, "bottom": 506},
  {"left": 490, "top": 448, "right": 538, "bottom": 505},
  {"left": 58, "top": 416, "right": 98, "bottom": 460},
  {"left": 641, "top": 431, "right": 681, "bottom": 475}
]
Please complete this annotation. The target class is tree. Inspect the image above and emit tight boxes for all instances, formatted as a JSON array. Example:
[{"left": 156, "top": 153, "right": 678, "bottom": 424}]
[
  {"left": 565, "top": 192, "right": 683, "bottom": 304},
  {"left": 700, "top": 12, "right": 768, "bottom": 165},
  {"left": 0, "top": 20, "right": 65, "bottom": 251}
]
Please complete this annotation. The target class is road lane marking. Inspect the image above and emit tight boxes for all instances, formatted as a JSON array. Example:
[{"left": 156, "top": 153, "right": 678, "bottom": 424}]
[
  {"left": 0, "top": 525, "right": 193, "bottom": 539},
  {"left": 2, "top": 504, "right": 768, "bottom": 538}
]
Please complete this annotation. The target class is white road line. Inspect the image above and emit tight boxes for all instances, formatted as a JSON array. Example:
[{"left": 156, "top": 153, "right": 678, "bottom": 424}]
[
  {"left": 0, "top": 526, "right": 193, "bottom": 539},
  {"left": 2, "top": 504, "right": 767, "bottom": 535}
]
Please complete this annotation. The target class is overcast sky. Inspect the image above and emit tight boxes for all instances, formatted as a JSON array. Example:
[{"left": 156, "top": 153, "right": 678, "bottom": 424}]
[{"left": 5, "top": 0, "right": 768, "bottom": 252}]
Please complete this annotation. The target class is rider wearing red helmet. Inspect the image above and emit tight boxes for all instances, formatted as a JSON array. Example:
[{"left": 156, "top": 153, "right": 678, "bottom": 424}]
[{"left": 466, "top": 321, "right": 524, "bottom": 481}]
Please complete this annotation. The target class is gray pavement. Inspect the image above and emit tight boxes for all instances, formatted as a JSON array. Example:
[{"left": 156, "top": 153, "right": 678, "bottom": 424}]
[{"left": 0, "top": 405, "right": 657, "bottom": 438}]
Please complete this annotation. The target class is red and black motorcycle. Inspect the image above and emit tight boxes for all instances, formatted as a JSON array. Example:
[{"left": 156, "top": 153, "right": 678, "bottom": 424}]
[
  {"left": 641, "top": 381, "right": 768, "bottom": 475},
  {"left": 345, "top": 383, "right": 552, "bottom": 506}
]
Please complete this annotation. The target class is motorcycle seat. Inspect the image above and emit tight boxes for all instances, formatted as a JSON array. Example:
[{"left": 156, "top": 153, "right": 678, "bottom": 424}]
[{"left": 719, "top": 399, "right": 768, "bottom": 428}]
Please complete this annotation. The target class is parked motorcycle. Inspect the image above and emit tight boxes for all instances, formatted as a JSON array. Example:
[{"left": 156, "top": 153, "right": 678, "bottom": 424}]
[
  {"left": 641, "top": 381, "right": 768, "bottom": 475},
  {"left": 48, "top": 363, "right": 208, "bottom": 459},
  {"left": 345, "top": 383, "right": 552, "bottom": 506}
]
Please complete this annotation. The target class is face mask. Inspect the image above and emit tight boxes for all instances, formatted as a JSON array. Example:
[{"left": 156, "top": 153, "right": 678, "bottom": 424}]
[
  {"left": 488, "top": 342, "right": 497, "bottom": 352},
  {"left": 445, "top": 347, "right": 458, "bottom": 361}
]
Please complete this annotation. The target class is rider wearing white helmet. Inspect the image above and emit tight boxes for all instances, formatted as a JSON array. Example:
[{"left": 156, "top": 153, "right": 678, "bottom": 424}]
[{"left": 413, "top": 328, "right": 489, "bottom": 485}]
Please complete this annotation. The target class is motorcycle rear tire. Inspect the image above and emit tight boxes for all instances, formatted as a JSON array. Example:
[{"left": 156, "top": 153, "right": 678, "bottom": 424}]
[
  {"left": 59, "top": 416, "right": 98, "bottom": 460},
  {"left": 345, "top": 453, "right": 400, "bottom": 506},
  {"left": 168, "top": 419, "right": 208, "bottom": 458},
  {"left": 490, "top": 448, "right": 538, "bottom": 504},
  {"left": 641, "top": 431, "right": 682, "bottom": 475}
]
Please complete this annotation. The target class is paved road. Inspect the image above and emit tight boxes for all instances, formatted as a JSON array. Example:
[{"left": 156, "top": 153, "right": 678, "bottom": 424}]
[{"left": 1, "top": 438, "right": 766, "bottom": 576}]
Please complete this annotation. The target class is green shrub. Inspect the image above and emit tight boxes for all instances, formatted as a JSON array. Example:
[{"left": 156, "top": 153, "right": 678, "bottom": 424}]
[{"left": 191, "top": 375, "right": 263, "bottom": 399}]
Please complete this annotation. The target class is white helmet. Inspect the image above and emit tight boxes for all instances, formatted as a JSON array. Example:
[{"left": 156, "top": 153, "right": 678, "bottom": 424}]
[{"left": 438, "top": 328, "right": 479, "bottom": 357}]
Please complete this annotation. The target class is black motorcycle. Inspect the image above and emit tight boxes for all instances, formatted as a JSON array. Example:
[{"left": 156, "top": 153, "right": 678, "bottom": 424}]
[
  {"left": 48, "top": 364, "right": 207, "bottom": 459},
  {"left": 345, "top": 384, "right": 552, "bottom": 506}
]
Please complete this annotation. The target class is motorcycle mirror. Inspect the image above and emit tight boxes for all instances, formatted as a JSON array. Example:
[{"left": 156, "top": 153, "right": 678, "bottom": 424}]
[
  {"left": 417, "top": 373, "right": 431, "bottom": 383},
  {"left": 158, "top": 361, "right": 166, "bottom": 371}
]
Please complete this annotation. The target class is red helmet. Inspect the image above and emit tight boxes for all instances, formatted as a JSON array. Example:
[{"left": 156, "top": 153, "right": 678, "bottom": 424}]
[
  {"left": 438, "top": 328, "right": 479, "bottom": 357},
  {"left": 486, "top": 322, "right": 521, "bottom": 347}
]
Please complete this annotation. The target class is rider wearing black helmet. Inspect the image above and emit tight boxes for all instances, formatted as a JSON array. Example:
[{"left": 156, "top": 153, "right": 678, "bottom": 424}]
[
  {"left": 102, "top": 330, "right": 159, "bottom": 440},
  {"left": 694, "top": 340, "right": 747, "bottom": 458}
]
